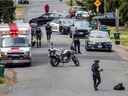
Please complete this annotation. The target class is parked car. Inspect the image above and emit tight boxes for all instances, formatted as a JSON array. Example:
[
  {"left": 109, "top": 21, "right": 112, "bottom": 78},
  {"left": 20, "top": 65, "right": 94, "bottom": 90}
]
[
  {"left": 70, "top": 20, "right": 91, "bottom": 38},
  {"left": 49, "top": 18, "right": 75, "bottom": 34},
  {"left": 93, "top": 12, "right": 124, "bottom": 26},
  {"left": 85, "top": 30, "right": 112, "bottom": 51},
  {"left": 18, "top": 0, "right": 29, "bottom": 4},
  {"left": 29, "top": 13, "right": 62, "bottom": 26},
  {"left": 75, "top": 10, "right": 90, "bottom": 18}
]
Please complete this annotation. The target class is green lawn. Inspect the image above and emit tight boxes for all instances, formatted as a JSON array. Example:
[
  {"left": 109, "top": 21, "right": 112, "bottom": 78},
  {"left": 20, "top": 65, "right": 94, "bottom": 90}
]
[{"left": 109, "top": 27, "right": 128, "bottom": 47}]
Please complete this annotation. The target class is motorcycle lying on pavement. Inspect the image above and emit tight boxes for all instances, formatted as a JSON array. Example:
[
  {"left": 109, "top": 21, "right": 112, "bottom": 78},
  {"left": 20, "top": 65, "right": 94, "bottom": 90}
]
[{"left": 48, "top": 48, "right": 80, "bottom": 67}]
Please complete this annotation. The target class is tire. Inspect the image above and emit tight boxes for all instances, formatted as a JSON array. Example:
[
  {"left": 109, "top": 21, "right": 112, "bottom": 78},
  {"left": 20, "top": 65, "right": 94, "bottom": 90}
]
[
  {"left": 26, "top": 62, "right": 31, "bottom": 67},
  {"left": 108, "top": 48, "right": 112, "bottom": 52},
  {"left": 86, "top": 48, "right": 90, "bottom": 51},
  {"left": 50, "top": 57, "right": 59, "bottom": 67},
  {"left": 72, "top": 56, "right": 80, "bottom": 66}
]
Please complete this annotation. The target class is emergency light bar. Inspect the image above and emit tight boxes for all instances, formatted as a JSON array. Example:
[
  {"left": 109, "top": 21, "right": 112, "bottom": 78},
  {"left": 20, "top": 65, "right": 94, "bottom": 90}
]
[{"left": 0, "top": 23, "right": 30, "bottom": 37}]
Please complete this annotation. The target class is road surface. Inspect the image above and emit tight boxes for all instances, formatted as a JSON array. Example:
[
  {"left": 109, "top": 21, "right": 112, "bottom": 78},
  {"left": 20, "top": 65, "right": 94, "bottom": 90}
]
[{"left": 9, "top": 0, "right": 128, "bottom": 96}]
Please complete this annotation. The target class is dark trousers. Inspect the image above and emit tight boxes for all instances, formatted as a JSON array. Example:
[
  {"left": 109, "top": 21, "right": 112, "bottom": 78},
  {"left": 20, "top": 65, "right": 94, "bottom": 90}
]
[
  {"left": 74, "top": 40, "right": 80, "bottom": 53},
  {"left": 46, "top": 33, "right": 52, "bottom": 41},
  {"left": 59, "top": 26, "right": 63, "bottom": 33},
  {"left": 31, "top": 35, "right": 36, "bottom": 47},
  {"left": 93, "top": 75, "right": 101, "bottom": 90},
  {"left": 36, "top": 35, "right": 41, "bottom": 47}
]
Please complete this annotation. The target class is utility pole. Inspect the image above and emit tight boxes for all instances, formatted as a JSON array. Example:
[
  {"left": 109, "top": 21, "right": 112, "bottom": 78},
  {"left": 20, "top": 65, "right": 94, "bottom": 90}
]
[
  {"left": 94, "top": 0, "right": 101, "bottom": 30},
  {"left": 115, "top": 8, "right": 119, "bottom": 33},
  {"left": 70, "top": 0, "right": 73, "bottom": 6},
  {"left": 104, "top": 0, "right": 107, "bottom": 15},
  {"left": 114, "top": 8, "right": 120, "bottom": 45}
]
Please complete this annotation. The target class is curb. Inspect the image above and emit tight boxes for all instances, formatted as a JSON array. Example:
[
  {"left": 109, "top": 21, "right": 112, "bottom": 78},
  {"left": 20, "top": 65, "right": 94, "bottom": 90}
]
[{"left": 117, "top": 45, "right": 128, "bottom": 51}]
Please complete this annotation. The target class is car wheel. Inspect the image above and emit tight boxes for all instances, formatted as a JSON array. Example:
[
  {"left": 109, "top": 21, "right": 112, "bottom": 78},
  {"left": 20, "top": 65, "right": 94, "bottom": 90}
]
[
  {"left": 26, "top": 62, "right": 31, "bottom": 67},
  {"left": 86, "top": 48, "right": 91, "bottom": 51},
  {"left": 108, "top": 48, "right": 112, "bottom": 52}
]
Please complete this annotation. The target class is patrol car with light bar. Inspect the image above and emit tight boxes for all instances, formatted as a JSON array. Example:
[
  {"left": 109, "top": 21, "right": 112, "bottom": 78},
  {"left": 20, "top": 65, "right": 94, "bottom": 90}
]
[{"left": 0, "top": 22, "right": 31, "bottom": 66}]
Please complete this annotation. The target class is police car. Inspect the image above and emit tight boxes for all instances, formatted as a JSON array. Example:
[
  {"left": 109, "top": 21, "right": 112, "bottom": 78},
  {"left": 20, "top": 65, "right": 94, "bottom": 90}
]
[
  {"left": 49, "top": 18, "right": 74, "bottom": 34},
  {"left": 85, "top": 30, "right": 112, "bottom": 51},
  {"left": 0, "top": 22, "right": 31, "bottom": 66}
]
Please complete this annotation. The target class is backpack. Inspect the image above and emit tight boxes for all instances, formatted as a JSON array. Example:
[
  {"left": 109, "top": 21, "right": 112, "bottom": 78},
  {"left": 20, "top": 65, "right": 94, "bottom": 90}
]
[{"left": 113, "top": 83, "right": 125, "bottom": 90}]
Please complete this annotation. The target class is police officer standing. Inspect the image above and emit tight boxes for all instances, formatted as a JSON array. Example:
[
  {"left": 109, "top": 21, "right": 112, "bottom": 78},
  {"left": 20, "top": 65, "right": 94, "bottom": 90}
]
[
  {"left": 36, "top": 27, "right": 42, "bottom": 48},
  {"left": 73, "top": 27, "right": 81, "bottom": 54},
  {"left": 91, "top": 60, "right": 103, "bottom": 91},
  {"left": 45, "top": 23, "right": 52, "bottom": 42},
  {"left": 31, "top": 27, "right": 36, "bottom": 47},
  {"left": 59, "top": 21, "right": 63, "bottom": 33}
]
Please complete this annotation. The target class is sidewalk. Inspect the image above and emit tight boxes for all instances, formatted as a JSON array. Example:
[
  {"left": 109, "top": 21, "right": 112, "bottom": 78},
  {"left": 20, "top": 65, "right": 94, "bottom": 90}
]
[
  {"left": 114, "top": 45, "right": 128, "bottom": 61},
  {"left": 0, "top": 93, "right": 8, "bottom": 96},
  {"left": 15, "top": 1, "right": 31, "bottom": 21}
]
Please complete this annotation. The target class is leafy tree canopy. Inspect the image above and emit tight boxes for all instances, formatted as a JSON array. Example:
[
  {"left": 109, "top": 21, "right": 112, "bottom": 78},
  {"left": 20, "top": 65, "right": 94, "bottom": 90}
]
[
  {"left": 76, "top": 0, "right": 128, "bottom": 23},
  {"left": 0, "top": 0, "right": 16, "bottom": 23}
]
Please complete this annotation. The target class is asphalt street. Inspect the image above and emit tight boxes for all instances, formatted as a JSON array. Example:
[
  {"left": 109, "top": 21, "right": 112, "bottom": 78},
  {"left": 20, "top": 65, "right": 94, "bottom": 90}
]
[{"left": 9, "top": 0, "right": 128, "bottom": 96}]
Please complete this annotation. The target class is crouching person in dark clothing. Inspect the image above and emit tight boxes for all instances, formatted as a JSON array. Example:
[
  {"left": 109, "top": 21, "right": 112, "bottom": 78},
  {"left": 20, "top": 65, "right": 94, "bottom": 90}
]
[{"left": 91, "top": 60, "right": 103, "bottom": 91}]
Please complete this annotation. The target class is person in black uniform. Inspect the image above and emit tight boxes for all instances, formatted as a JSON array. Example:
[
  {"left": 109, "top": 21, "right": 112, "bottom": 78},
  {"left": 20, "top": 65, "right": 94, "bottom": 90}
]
[
  {"left": 73, "top": 38, "right": 81, "bottom": 54},
  {"left": 91, "top": 60, "right": 103, "bottom": 91},
  {"left": 45, "top": 23, "right": 52, "bottom": 42},
  {"left": 59, "top": 21, "right": 63, "bottom": 33},
  {"left": 31, "top": 27, "right": 36, "bottom": 47},
  {"left": 73, "top": 28, "right": 81, "bottom": 54},
  {"left": 36, "top": 27, "right": 42, "bottom": 48}
]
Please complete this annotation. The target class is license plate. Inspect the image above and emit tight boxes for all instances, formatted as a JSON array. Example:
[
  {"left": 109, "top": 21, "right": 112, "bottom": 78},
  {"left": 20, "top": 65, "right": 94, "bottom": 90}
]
[
  {"left": 98, "top": 45, "right": 102, "bottom": 48},
  {"left": 13, "top": 60, "right": 19, "bottom": 63},
  {"left": 79, "top": 32, "right": 83, "bottom": 34},
  {"left": 11, "top": 55, "right": 19, "bottom": 57}
]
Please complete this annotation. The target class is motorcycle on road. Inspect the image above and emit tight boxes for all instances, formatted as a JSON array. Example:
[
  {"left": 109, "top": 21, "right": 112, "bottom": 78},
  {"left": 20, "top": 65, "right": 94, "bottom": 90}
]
[{"left": 48, "top": 48, "right": 80, "bottom": 67}]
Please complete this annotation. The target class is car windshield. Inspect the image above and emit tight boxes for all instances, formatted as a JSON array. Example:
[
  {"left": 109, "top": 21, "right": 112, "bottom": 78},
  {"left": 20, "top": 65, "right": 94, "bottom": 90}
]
[
  {"left": 1, "top": 37, "right": 29, "bottom": 47},
  {"left": 62, "top": 19, "right": 74, "bottom": 26},
  {"left": 75, "top": 21, "right": 89, "bottom": 29},
  {"left": 90, "top": 32, "right": 109, "bottom": 38}
]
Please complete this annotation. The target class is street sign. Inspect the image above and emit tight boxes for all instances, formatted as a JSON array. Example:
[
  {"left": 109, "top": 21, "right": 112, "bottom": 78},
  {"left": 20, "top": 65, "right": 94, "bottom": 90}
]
[
  {"left": 94, "top": 0, "right": 101, "bottom": 13},
  {"left": 94, "top": 0, "right": 101, "bottom": 7}
]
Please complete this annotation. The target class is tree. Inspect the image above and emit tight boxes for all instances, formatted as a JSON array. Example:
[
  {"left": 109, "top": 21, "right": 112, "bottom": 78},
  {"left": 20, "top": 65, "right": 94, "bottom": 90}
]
[
  {"left": 111, "top": 0, "right": 128, "bottom": 23},
  {"left": 119, "top": 0, "right": 128, "bottom": 23},
  {"left": 76, "top": 0, "right": 128, "bottom": 23},
  {"left": 0, "top": 0, "right": 16, "bottom": 23}
]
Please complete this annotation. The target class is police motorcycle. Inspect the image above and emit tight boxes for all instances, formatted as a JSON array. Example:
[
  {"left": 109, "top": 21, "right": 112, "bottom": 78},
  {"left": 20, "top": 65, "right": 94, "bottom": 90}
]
[{"left": 48, "top": 44, "right": 80, "bottom": 67}]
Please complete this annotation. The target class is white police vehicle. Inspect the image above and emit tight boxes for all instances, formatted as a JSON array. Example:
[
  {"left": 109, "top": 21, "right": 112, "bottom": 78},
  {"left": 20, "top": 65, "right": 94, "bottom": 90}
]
[
  {"left": 85, "top": 30, "right": 112, "bottom": 51},
  {"left": 0, "top": 22, "right": 31, "bottom": 66},
  {"left": 49, "top": 18, "right": 74, "bottom": 34}
]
